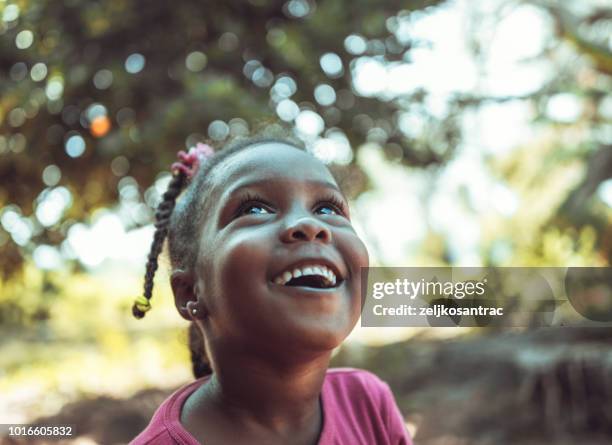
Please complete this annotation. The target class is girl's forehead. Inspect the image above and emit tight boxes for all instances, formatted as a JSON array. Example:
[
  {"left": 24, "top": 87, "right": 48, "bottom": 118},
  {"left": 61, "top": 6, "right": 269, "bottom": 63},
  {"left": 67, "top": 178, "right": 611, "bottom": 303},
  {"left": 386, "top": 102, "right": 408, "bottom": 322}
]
[{"left": 211, "top": 142, "right": 337, "bottom": 189}]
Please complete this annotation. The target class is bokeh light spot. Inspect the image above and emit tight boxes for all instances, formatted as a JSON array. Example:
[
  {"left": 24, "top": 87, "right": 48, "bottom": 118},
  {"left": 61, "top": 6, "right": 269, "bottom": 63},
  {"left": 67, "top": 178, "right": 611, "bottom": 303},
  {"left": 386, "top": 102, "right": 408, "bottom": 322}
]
[
  {"left": 33, "top": 245, "right": 62, "bottom": 270},
  {"left": 229, "top": 118, "right": 249, "bottom": 137},
  {"left": 42, "top": 165, "right": 62, "bottom": 186},
  {"left": 276, "top": 99, "right": 299, "bottom": 122},
  {"left": 218, "top": 32, "right": 239, "bottom": 51},
  {"left": 271, "top": 76, "right": 297, "bottom": 101},
  {"left": 267, "top": 28, "right": 287, "bottom": 47},
  {"left": 90, "top": 115, "right": 111, "bottom": 137},
  {"left": 30, "top": 62, "right": 48, "bottom": 82},
  {"left": 284, "top": 0, "right": 311, "bottom": 18},
  {"left": 597, "top": 179, "right": 612, "bottom": 208},
  {"left": 320, "top": 52, "right": 344, "bottom": 78},
  {"left": 93, "top": 69, "right": 113, "bottom": 89},
  {"left": 86, "top": 103, "right": 108, "bottom": 122},
  {"left": 546, "top": 93, "right": 582, "bottom": 123},
  {"left": 352, "top": 57, "right": 386, "bottom": 96},
  {"left": 111, "top": 156, "right": 130, "bottom": 176},
  {"left": 65, "top": 134, "right": 86, "bottom": 158},
  {"left": 3, "top": 4, "right": 20, "bottom": 22},
  {"left": 1, "top": 206, "right": 33, "bottom": 246},
  {"left": 8, "top": 108, "right": 26, "bottom": 127},
  {"left": 125, "top": 53, "right": 145, "bottom": 74},
  {"left": 45, "top": 76, "right": 64, "bottom": 100},
  {"left": 314, "top": 84, "right": 336, "bottom": 106},
  {"left": 185, "top": 51, "right": 207, "bottom": 72},
  {"left": 15, "top": 30, "right": 33, "bottom": 49},
  {"left": 9, "top": 62, "right": 27, "bottom": 81},
  {"left": 208, "top": 120, "right": 230, "bottom": 141},
  {"left": 9, "top": 133, "right": 26, "bottom": 153},
  {"left": 344, "top": 34, "right": 367, "bottom": 55},
  {"left": 35, "top": 186, "right": 72, "bottom": 227},
  {"left": 295, "top": 110, "right": 324, "bottom": 136},
  {"left": 252, "top": 67, "right": 274, "bottom": 87}
]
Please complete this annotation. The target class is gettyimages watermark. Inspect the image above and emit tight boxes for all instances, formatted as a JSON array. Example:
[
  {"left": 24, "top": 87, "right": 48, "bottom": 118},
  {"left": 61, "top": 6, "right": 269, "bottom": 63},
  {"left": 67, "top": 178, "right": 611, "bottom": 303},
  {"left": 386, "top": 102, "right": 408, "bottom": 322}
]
[{"left": 360, "top": 267, "right": 612, "bottom": 327}]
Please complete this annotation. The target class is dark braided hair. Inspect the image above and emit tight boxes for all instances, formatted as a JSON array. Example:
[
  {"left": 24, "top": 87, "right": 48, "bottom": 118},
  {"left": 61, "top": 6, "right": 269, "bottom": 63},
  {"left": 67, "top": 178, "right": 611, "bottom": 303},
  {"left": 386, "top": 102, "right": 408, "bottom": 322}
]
[
  {"left": 132, "top": 130, "right": 307, "bottom": 378},
  {"left": 133, "top": 173, "right": 186, "bottom": 318},
  {"left": 188, "top": 321, "right": 212, "bottom": 378}
]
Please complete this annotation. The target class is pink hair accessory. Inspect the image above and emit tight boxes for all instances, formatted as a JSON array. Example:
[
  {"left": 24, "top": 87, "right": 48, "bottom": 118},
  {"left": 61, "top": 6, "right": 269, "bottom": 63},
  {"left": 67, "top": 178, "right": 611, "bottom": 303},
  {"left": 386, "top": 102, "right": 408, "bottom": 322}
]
[{"left": 171, "top": 142, "right": 215, "bottom": 178}]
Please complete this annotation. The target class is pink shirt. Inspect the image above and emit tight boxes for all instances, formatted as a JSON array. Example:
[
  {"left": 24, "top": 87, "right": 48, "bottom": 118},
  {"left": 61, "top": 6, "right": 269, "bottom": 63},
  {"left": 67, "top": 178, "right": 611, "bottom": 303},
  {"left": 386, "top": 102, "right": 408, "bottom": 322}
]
[{"left": 131, "top": 368, "right": 412, "bottom": 444}]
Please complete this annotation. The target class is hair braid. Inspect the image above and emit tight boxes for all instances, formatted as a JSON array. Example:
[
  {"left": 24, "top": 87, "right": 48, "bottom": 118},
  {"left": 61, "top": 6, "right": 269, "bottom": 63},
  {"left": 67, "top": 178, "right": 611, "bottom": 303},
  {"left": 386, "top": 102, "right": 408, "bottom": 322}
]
[
  {"left": 188, "top": 322, "right": 213, "bottom": 378},
  {"left": 132, "top": 172, "right": 187, "bottom": 318}
]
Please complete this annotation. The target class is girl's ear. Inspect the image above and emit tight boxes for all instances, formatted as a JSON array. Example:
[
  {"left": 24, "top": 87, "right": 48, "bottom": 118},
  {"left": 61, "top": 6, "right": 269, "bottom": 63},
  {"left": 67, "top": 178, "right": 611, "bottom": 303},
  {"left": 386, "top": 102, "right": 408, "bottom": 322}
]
[{"left": 171, "top": 269, "right": 198, "bottom": 321}]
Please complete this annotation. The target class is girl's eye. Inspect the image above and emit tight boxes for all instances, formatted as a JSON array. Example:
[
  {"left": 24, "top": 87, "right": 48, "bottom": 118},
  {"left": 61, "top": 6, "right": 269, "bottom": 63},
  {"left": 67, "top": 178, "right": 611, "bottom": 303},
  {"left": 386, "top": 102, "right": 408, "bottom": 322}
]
[
  {"left": 242, "top": 204, "right": 271, "bottom": 215},
  {"left": 234, "top": 193, "right": 274, "bottom": 218},
  {"left": 316, "top": 204, "right": 340, "bottom": 216},
  {"left": 233, "top": 193, "right": 348, "bottom": 218},
  {"left": 315, "top": 196, "right": 348, "bottom": 217}
]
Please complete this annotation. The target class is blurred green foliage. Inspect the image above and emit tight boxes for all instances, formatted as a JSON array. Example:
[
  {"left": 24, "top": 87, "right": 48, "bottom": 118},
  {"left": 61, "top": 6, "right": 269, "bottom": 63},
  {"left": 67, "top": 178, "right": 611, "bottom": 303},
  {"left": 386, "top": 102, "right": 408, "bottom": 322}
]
[
  {"left": 1, "top": 0, "right": 612, "bottom": 432},
  {"left": 0, "top": 0, "right": 609, "bottom": 283}
]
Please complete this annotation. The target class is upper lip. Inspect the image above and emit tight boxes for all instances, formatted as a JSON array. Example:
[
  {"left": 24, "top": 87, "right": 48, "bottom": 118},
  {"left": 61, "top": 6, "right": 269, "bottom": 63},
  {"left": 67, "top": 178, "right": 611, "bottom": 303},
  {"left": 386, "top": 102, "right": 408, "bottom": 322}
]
[{"left": 271, "top": 256, "right": 345, "bottom": 283}]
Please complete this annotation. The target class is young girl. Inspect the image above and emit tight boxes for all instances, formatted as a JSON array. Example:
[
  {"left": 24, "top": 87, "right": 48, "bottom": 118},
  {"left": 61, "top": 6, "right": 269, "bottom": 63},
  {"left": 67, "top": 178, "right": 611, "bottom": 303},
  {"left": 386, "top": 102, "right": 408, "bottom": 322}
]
[{"left": 130, "top": 136, "right": 412, "bottom": 445}]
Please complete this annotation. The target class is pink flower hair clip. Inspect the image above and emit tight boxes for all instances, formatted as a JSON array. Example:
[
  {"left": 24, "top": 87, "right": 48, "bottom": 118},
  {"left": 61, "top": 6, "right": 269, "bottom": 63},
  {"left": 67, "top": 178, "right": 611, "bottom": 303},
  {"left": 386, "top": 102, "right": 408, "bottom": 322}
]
[{"left": 171, "top": 142, "right": 215, "bottom": 179}]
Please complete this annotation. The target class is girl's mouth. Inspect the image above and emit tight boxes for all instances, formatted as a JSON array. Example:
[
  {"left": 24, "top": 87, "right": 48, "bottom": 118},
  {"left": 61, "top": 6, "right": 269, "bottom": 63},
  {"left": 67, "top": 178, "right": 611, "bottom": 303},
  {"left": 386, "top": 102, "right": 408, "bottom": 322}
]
[
  {"left": 286, "top": 274, "right": 335, "bottom": 289},
  {"left": 273, "top": 264, "right": 341, "bottom": 289}
]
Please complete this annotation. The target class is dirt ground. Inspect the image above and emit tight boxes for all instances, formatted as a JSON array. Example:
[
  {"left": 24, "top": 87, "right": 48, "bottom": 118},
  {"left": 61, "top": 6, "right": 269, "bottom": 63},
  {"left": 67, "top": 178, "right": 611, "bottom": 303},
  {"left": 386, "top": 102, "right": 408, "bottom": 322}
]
[{"left": 2, "top": 328, "right": 611, "bottom": 445}]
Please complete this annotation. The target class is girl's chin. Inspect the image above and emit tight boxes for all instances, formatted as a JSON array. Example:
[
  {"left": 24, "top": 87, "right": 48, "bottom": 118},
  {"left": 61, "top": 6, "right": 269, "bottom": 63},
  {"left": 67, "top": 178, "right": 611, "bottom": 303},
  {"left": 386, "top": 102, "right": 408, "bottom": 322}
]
[{"left": 287, "top": 321, "right": 356, "bottom": 352}]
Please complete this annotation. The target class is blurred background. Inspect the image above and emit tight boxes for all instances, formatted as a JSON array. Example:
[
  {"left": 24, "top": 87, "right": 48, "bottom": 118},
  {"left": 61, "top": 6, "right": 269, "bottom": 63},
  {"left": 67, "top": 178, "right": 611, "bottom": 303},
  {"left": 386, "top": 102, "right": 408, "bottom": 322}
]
[{"left": 1, "top": 0, "right": 611, "bottom": 443}]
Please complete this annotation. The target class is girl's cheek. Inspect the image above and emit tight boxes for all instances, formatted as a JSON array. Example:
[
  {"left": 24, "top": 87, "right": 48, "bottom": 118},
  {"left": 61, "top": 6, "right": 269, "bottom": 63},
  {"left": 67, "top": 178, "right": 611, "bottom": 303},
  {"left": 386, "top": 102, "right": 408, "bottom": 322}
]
[
  {"left": 218, "top": 234, "right": 270, "bottom": 281},
  {"left": 339, "top": 225, "right": 369, "bottom": 268},
  {"left": 360, "top": 236, "right": 370, "bottom": 265},
  {"left": 350, "top": 235, "right": 370, "bottom": 269}
]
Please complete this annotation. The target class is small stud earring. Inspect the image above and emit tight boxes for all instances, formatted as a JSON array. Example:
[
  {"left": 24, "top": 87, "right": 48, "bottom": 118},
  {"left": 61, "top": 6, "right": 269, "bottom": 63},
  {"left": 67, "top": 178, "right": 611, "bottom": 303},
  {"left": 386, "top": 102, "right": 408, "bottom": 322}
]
[{"left": 191, "top": 307, "right": 198, "bottom": 316}]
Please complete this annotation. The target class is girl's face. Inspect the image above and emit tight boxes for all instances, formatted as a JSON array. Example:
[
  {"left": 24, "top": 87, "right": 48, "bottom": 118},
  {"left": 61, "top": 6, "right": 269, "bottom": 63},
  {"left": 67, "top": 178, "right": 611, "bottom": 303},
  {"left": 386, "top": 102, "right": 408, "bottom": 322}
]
[{"left": 194, "top": 142, "right": 369, "bottom": 360}]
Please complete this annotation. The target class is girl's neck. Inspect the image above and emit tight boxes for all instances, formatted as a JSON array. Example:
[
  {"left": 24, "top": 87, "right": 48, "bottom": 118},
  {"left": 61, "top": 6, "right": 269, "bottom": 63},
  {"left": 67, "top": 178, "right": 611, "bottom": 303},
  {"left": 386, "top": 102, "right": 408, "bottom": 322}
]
[
  {"left": 181, "top": 351, "right": 331, "bottom": 444},
  {"left": 211, "top": 352, "right": 331, "bottom": 426}
]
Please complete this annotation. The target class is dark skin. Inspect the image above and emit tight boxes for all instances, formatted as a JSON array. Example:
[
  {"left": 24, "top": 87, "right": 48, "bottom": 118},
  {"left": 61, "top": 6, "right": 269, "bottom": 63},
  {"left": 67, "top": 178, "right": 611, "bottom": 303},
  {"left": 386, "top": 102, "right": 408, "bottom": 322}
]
[{"left": 171, "top": 143, "right": 369, "bottom": 445}]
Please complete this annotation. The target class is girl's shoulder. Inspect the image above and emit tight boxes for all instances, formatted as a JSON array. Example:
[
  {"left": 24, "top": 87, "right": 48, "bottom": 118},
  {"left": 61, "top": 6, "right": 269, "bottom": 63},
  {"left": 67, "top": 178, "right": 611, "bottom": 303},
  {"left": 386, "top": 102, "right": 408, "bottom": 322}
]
[
  {"left": 130, "top": 378, "right": 207, "bottom": 445},
  {"left": 321, "top": 368, "right": 412, "bottom": 444},
  {"left": 323, "top": 367, "right": 396, "bottom": 407},
  {"left": 325, "top": 367, "right": 390, "bottom": 390}
]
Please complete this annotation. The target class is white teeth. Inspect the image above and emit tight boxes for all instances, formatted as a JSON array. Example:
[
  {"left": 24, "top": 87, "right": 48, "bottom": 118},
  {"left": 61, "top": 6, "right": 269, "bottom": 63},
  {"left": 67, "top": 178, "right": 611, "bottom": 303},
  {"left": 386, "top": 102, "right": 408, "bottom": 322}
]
[
  {"left": 325, "top": 268, "right": 336, "bottom": 285},
  {"left": 273, "top": 264, "right": 339, "bottom": 286}
]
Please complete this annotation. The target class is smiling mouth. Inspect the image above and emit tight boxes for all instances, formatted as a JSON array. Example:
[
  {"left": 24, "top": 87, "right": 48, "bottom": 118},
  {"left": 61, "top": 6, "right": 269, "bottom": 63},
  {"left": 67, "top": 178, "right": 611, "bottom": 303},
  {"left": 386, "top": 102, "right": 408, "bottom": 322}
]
[
  {"left": 285, "top": 275, "right": 337, "bottom": 289},
  {"left": 272, "top": 264, "right": 342, "bottom": 289}
]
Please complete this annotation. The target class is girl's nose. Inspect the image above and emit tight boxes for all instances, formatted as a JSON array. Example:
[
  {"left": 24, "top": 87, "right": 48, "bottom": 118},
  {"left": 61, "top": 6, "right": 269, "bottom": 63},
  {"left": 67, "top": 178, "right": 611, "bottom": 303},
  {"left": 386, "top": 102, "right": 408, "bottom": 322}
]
[{"left": 280, "top": 217, "right": 332, "bottom": 244}]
